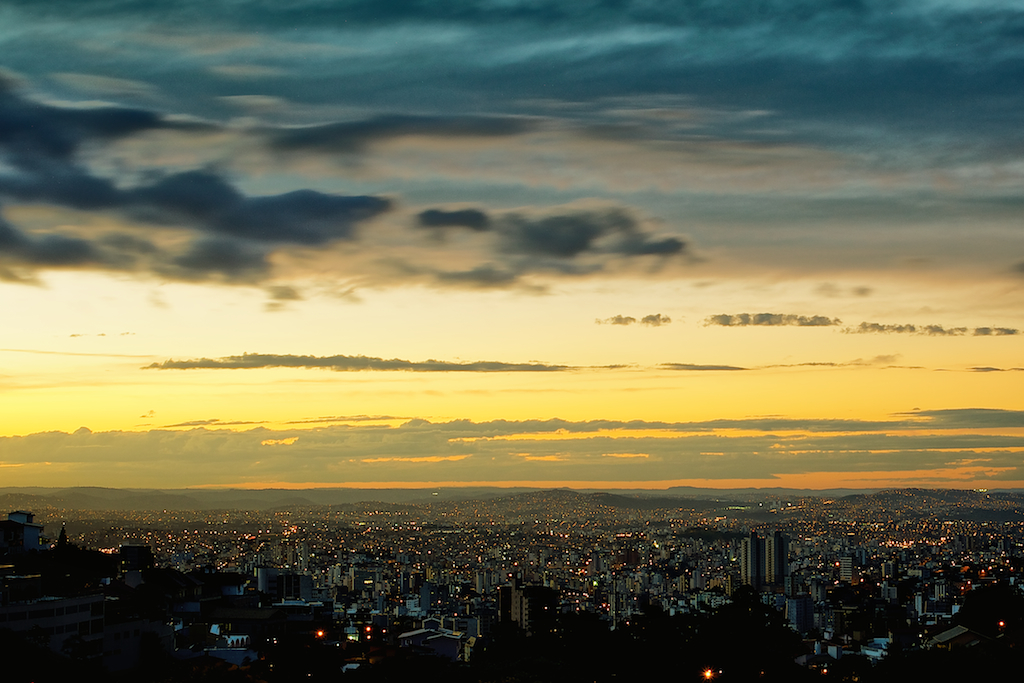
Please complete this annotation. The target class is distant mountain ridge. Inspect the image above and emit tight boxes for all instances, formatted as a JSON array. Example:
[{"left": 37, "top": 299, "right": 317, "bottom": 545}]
[{"left": 2, "top": 484, "right": 1019, "bottom": 512}]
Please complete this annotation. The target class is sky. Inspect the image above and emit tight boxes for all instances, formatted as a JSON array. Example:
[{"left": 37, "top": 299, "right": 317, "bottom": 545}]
[{"left": 2, "top": 0, "right": 1024, "bottom": 491}]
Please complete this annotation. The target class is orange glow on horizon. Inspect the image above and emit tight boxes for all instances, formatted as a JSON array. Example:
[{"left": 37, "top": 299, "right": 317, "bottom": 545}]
[{"left": 190, "top": 465, "right": 1024, "bottom": 491}]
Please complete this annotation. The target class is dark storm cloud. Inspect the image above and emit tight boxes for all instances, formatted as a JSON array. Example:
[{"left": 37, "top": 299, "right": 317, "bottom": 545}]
[
  {"left": 705, "top": 313, "right": 840, "bottom": 327},
  {"left": 414, "top": 206, "right": 687, "bottom": 289},
  {"left": 0, "top": 87, "right": 392, "bottom": 283},
  {"left": 129, "top": 171, "right": 391, "bottom": 245},
  {"left": 500, "top": 212, "right": 626, "bottom": 258},
  {"left": 158, "top": 237, "right": 271, "bottom": 282},
  {"left": 0, "top": 215, "right": 100, "bottom": 267},
  {"left": 144, "top": 352, "right": 572, "bottom": 372},
  {"left": 0, "top": 74, "right": 178, "bottom": 161},
  {"left": 0, "top": 201, "right": 273, "bottom": 283},
  {"left": 0, "top": 160, "right": 123, "bottom": 210},
  {"left": 0, "top": 85, "right": 391, "bottom": 247},
  {"left": 0, "top": 165, "right": 392, "bottom": 247},
  {"left": 269, "top": 115, "right": 535, "bottom": 154},
  {"left": 417, "top": 208, "right": 491, "bottom": 231},
  {"left": 498, "top": 209, "right": 686, "bottom": 259}
]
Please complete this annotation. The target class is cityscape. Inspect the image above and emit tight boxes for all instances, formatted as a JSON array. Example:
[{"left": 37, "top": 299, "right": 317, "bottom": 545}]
[
  {"left": 3, "top": 1, "right": 1024, "bottom": 680},
  {"left": 3, "top": 486, "right": 1023, "bottom": 680}
]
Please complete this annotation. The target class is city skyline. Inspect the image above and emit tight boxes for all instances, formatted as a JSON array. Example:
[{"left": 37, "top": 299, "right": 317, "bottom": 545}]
[{"left": 2, "top": 1, "right": 1023, "bottom": 489}]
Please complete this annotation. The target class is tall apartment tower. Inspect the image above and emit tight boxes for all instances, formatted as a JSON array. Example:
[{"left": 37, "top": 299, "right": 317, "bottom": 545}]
[
  {"left": 765, "top": 531, "right": 790, "bottom": 586},
  {"left": 741, "top": 532, "right": 765, "bottom": 588}
]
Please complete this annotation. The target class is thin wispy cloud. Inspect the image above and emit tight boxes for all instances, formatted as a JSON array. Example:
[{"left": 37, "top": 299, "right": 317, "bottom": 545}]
[
  {"left": 660, "top": 363, "right": 748, "bottom": 372},
  {"left": 144, "top": 353, "right": 572, "bottom": 373}
]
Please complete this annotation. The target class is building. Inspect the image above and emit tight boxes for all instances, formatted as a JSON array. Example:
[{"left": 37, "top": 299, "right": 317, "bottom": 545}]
[
  {"left": 785, "top": 593, "right": 814, "bottom": 633},
  {"left": 765, "top": 531, "right": 789, "bottom": 586},
  {"left": 741, "top": 532, "right": 765, "bottom": 589},
  {"left": 1, "top": 511, "right": 44, "bottom": 555},
  {"left": 499, "top": 579, "right": 558, "bottom": 635}
]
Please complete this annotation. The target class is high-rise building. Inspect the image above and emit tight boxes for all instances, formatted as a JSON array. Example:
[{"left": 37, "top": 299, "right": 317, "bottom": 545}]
[
  {"left": 785, "top": 593, "right": 814, "bottom": 633},
  {"left": 766, "top": 531, "right": 790, "bottom": 586},
  {"left": 741, "top": 531, "right": 765, "bottom": 588},
  {"left": 839, "top": 556, "right": 854, "bottom": 583},
  {"left": 499, "top": 578, "right": 558, "bottom": 635}
]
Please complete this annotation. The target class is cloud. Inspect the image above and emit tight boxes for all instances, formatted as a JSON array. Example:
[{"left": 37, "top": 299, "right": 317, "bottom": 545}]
[
  {"left": 283, "top": 415, "right": 409, "bottom": 425},
  {"left": 5, "top": 411, "right": 1024, "bottom": 488},
  {"left": 705, "top": 313, "right": 840, "bottom": 327},
  {"left": 969, "top": 366, "right": 1024, "bottom": 373},
  {"left": 0, "top": 206, "right": 276, "bottom": 284},
  {"left": 847, "top": 322, "right": 919, "bottom": 334},
  {"left": 269, "top": 114, "right": 535, "bottom": 154},
  {"left": 49, "top": 72, "right": 157, "bottom": 98},
  {"left": 0, "top": 86, "right": 393, "bottom": 285},
  {"left": 0, "top": 214, "right": 102, "bottom": 267},
  {"left": 641, "top": 314, "right": 671, "bottom": 326},
  {"left": 660, "top": 363, "right": 748, "bottom": 371},
  {"left": 127, "top": 171, "right": 392, "bottom": 245},
  {"left": 266, "top": 285, "right": 302, "bottom": 301},
  {"left": 973, "top": 327, "right": 1019, "bottom": 336},
  {"left": 417, "top": 208, "right": 490, "bottom": 231},
  {"left": 1, "top": 81, "right": 686, "bottom": 292},
  {"left": 817, "top": 283, "right": 873, "bottom": 298},
  {"left": 158, "top": 237, "right": 271, "bottom": 282},
  {"left": 596, "top": 313, "right": 671, "bottom": 326},
  {"left": 261, "top": 437, "right": 299, "bottom": 446},
  {"left": 209, "top": 65, "right": 288, "bottom": 79},
  {"left": 902, "top": 409, "right": 1024, "bottom": 430},
  {"left": 413, "top": 205, "right": 688, "bottom": 289},
  {"left": 434, "top": 264, "right": 522, "bottom": 288},
  {"left": 359, "top": 455, "right": 471, "bottom": 463},
  {"left": 596, "top": 315, "right": 636, "bottom": 326},
  {"left": 0, "top": 78, "right": 177, "bottom": 161},
  {"left": 162, "top": 418, "right": 265, "bottom": 428},
  {"left": 846, "top": 323, "right": 1017, "bottom": 336},
  {"left": 499, "top": 209, "right": 685, "bottom": 259},
  {"left": 144, "top": 352, "right": 572, "bottom": 372}
]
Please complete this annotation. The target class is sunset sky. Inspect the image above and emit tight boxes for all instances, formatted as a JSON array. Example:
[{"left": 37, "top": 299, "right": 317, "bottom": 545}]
[{"left": 2, "top": 1, "right": 1023, "bottom": 490}]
